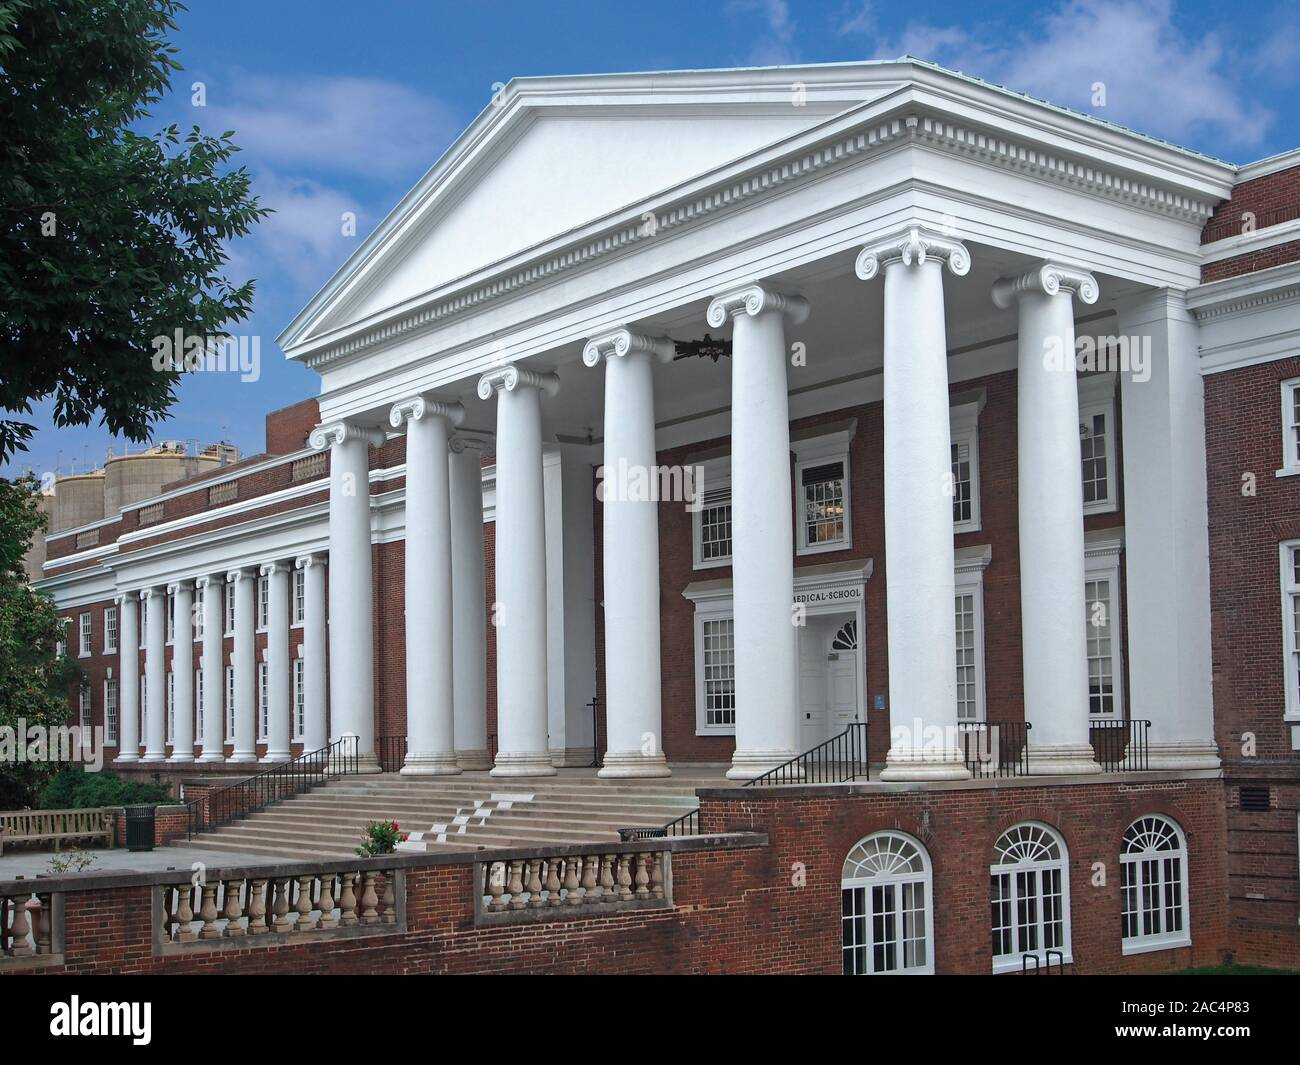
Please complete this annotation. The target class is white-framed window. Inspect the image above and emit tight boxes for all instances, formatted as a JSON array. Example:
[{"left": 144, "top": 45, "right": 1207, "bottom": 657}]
[
  {"left": 842, "top": 831, "right": 933, "bottom": 975},
  {"left": 258, "top": 661, "right": 269, "bottom": 740},
  {"left": 139, "top": 605, "right": 145, "bottom": 649},
  {"left": 1280, "top": 541, "right": 1300, "bottom": 724},
  {"left": 990, "top": 822, "right": 1072, "bottom": 972},
  {"left": 1085, "top": 534, "right": 1125, "bottom": 718},
  {"left": 78, "top": 612, "right": 92, "bottom": 657},
  {"left": 78, "top": 688, "right": 92, "bottom": 729},
  {"left": 104, "top": 679, "right": 118, "bottom": 746},
  {"left": 1079, "top": 373, "right": 1118, "bottom": 515},
  {"left": 293, "top": 568, "right": 306, "bottom": 626},
  {"left": 951, "top": 395, "right": 984, "bottom": 533},
  {"left": 166, "top": 591, "right": 175, "bottom": 645},
  {"left": 954, "top": 547, "right": 990, "bottom": 722},
  {"left": 194, "top": 585, "right": 204, "bottom": 640},
  {"left": 697, "top": 616, "right": 736, "bottom": 732},
  {"left": 794, "top": 428, "right": 854, "bottom": 555},
  {"left": 224, "top": 583, "right": 235, "bottom": 635},
  {"left": 166, "top": 671, "right": 175, "bottom": 743},
  {"left": 293, "top": 658, "right": 306, "bottom": 740},
  {"left": 225, "top": 665, "right": 235, "bottom": 743},
  {"left": 690, "top": 455, "right": 732, "bottom": 570},
  {"left": 1280, "top": 377, "right": 1300, "bottom": 473},
  {"left": 140, "top": 674, "right": 147, "bottom": 727},
  {"left": 195, "top": 668, "right": 204, "bottom": 743},
  {"left": 104, "top": 605, "right": 118, "bottom": 654},
  {"left": 256, "top": 575, "right": 269, "bottom": 631},
  {"left": 1121, "top": 814, "right": 1191, "bottom": 954}
]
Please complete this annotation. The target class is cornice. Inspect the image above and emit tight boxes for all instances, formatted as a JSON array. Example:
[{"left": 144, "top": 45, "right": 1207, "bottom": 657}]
[
  {"left": 582, "top": 329, "right": 675, "bottom": 367},
  {"left": 1186, "top": 260, "right": 1300, "bottom": 322},
  {"left": 706, "top": 284, "right": 809, "bottom": 328}
]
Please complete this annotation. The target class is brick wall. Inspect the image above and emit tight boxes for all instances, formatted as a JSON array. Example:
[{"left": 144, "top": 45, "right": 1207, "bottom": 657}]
[
  {"left": 264, "top": 398, "right": 321, "bottom": 455},
  {"left": 1200, "top": 164, "right": 1300, "bottom": 281}
]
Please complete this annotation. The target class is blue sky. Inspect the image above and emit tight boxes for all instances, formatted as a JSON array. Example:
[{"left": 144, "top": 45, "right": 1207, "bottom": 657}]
[{"left": 7, "top": 0, "right": 1298, "bottom": 479}]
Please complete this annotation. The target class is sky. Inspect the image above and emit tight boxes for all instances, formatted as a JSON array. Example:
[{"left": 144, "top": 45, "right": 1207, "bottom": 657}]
[{"left": 6, "top": 0, "right": 1298, "bottom": 480}]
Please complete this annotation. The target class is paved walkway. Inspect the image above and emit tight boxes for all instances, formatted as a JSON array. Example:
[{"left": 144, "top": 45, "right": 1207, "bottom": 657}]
[{"left": 0, "top": 845, "right": 277, "bottom": 880}]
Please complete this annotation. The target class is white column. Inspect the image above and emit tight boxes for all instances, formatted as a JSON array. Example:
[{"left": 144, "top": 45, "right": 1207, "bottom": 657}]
[
  {"left": 115, "top": 593, "right": 140, "bottom": 763},
  {"left": 477, "top": 364, "right": 559, "bottom": 777},
  {"left": 196, "top": 575, "right": 225, "bottom": 763},
  {"left": 309, "top": 421, "right": 385, "bottom": 772},
  {"left": 391, "top": 396, "right": 463, "bottom": 775},
  {"left": 261, "top": 562, "right": 291, "bottom": 762},
  {"left": 227, "top": 569, "right": 257, "bottom": 763},
  {"left": 583, "top": 329, "right": 673, "bottom": 777},
  {"left": 706, "top": 285, "right": 808, "bottom": 780},
  {"left": 141, "top": 587, "right": 166, "bottom": 763},
  {"left": 449, "top": 436, "right": 490, "bottom": 770},
  {"left": 993, "top": 262, "right": 1103, "bottom": 774},
  {"left": 295, "top": 555, "right": 328, "bottom": 752},
  {"left": 167, "top": 581, "right": 194, "bottom": 763},
  {"left": 857, "top": 227, "right": 972, "bottom": 780},
  {"left": 1117, "top": 291, "right": 1219, "bottom": 768}
]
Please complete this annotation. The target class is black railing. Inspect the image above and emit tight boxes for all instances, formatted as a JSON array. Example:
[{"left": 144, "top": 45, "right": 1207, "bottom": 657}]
[
  {"left": 743, "top": 722, "right": 869, "bottom": 787},
  {"left": 958, "top": 720, "right": 1032, "bottom": 778},
  {"left": 618, "top": 807, "right": 699, "bottom": 841},
  {"left": 186, "top": 734, "right": 359, "bottom": 840},
  {"left": 376, "top": 734, "right": 407, "bottom": 773},
  {"left": 1090, "top": 718, "right": 1151, "bottom": 772}
]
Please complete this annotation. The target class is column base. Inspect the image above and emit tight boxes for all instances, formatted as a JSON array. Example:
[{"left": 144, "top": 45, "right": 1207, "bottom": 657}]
[
  {"left": 401, "top": 751, "right": 462, "bottom": 776},
  {"left": 598, "top": 750, "right": 672, "bottom": 778},
  {"left": 114, "top": 753, "right": 140, "bottom": 764},
  {"left": 455, "top": 749, "right": 492, "bottom": 771},
  {"left": 1026, "top": 743, "right": 1102, "bottom": 775},
  {"left": 140, "top": 752, "right": 167, "bottom": 764},
  {"left": 196, "top": 752, "right": 225, "bottom": 764},
  {"left": 1146, "top": 741, "right": 1220, "bottom": 770},
  {"left": 227, "top": 751, "right": 258, "bottom": 763},
  {"left": 550, "top": 746, "right": 596, "bottom": 768},
  {"left": 166, "top": 753, "right": 195, "bottom": 765},
  {"left": 726, "top": 748, "right": 801, "bottom": 781},
  {"left": 354, "top": 752, "right": 382, "bottom": 775},
  {"left": 878, "top": 745, "right": 971, "bottom": 782},
  {"left": 490, "top": 750, "right": 558, "bottom": 777},
  {"left": 260, "top": 750, "right": 292, "bottom": 763}
]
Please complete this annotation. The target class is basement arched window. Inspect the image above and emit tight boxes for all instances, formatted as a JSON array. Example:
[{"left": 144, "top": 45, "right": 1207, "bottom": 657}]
[
  {"left": 990, "top": 822, "right": 1071, "bottom": 972},
  {"left": 841, "top": 831, "right": 932, "bottom": 975},
  {"left": 1121, "top": 814, "right": 1190, "bottom": 953}
]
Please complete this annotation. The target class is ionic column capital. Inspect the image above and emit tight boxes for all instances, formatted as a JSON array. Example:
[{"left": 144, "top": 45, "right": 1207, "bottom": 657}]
[
  {"left": 706, "top": 283, "right": 809, "bottom": 328},
  {"left": 259, "top": 561, "right": 289, "bottom": 578},
  {"left": 449, "top": 433, "right": 492, "bottom": 457},
  {"left": 855, "top": 225, "right": 971, "bottom": 282},
  {"left": 166, "top": 580, "right": 192, "bottom": 596},
  {"left": 114, "top": 592, "right": 135, "bottom": 608},
  {"left": 476, "top": 363, "right": 560, "bottom": 400},
  {"left": 193, "top": 574, "right": 220, "bottom": 591},
  {"left": 138, "top": 587, "right": 160, "bottom": 601},
  {"left": 388, "top": 396, "right": 465, "bottom": 430},
  {"left": 582, "top": 329, "right": 674, "bottom": 368},
  {"left": 226, "top": 568, "right": 254, "bottom": 585},
  {"left": 294, "top": 553, "right": 326, "bottom": 571},
  {"left": 308, "top": 420, "right": 386, "bottom": 452},
  {"left": 992, "top": 262, "right": 1099, "bottom": 308}
]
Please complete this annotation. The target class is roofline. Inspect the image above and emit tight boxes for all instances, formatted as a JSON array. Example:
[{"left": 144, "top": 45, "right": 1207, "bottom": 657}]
[{"left": 1236, "top": 146, "right": 1300, "bottom": 183}]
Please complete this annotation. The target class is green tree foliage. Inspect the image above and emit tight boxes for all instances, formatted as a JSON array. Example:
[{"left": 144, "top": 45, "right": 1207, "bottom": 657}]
[{"left": 0, "top": 0, "right": 270, "bottom": 461}]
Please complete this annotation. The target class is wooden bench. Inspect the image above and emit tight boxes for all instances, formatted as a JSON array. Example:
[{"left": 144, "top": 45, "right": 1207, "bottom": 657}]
[{"left": 0, "top": 809, "right": 114, "bottom": 856}]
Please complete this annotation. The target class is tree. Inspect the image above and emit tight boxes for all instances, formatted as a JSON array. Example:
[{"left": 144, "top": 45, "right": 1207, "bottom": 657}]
[
  {"left": 0, "top": 474, "right": 84, "bottom": 807},
  {"left": 0, "top": 0, "right": 270, "bottom": 462}
]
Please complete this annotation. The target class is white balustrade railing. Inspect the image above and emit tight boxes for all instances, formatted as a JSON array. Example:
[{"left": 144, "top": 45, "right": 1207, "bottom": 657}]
[{"left": 478, "top": 849, "right": 669, "bottom": 916}]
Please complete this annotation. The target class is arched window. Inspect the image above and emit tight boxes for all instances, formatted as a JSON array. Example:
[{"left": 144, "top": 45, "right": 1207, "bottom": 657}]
[
  {"left": 989, "top": 822, "right": 1071, "bottom": 971},
  {"left": 1121, "top": 814, "right": 1190, "bottom": 952},
  {"left": 842, "top": 831, "right": 932, "bottom": 975},
  {"left": 831, "top": 618, "right": 858, "bottom": 650}
]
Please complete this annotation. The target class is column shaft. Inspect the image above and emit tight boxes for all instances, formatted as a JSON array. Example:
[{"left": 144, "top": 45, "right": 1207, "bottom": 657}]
[
  {"left": 197, "top": 576, "right": 225, "bottom": 763},
  {"left": 262, "top": 563, "right": 291, "bottom": 762},
  {"left": 449, "top": 439, "right": 490, "bottom": 769},
  {"left": 115, "top": 595, "right": 140, "bottom": 763},
  {"left": 297, "top": 556, "right": 328, "bottom": 752},
  {"left": 229, "top": 571, "right": 257, "bottom": 762},
  {"left": 168, "top": 582, "right": 194, "bottom": 763},
  {"left": 142, "top": 588, "right": 167, "bottom": 762}
]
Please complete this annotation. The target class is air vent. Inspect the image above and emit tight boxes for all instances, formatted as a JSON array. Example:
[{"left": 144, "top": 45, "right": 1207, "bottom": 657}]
[{"left": 1239, "top": 786, "right": 1271, "bottom": 812}]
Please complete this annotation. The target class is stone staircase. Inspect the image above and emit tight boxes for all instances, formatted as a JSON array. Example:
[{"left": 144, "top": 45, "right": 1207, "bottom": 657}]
[{"left": 179, "top": 771, "right": 720, "bottom": 860}]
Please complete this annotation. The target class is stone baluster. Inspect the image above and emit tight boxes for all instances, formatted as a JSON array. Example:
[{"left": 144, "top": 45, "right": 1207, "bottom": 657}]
[
  {"left": 634, "top": 854, "right": 651, "bottom": 898},
  {"left": 222, "top": 879, "right": 245, "bottom": 937},
  {"left": 335, "top": 873, "right": 356, "bottom": 927},
  {"left": 544, "top": 859, "right": 562, "bottom": 906},
  {"left": 8, "top": 895, "right": 32, "bottom": 957},
  {"left": 317, "top": 874, "right": 338, "bottom": 929},
  {"left": 34, "top": 896, "right": 50, "bottom": 955},
  {"left": 176, "top": 883, "right": 197, "bottom": 942},
  {"left": 247, "top": 879, "right": 268, "bottom": 935},
  {"left": 360, "top": 872, "right": 380, "bottom": 925},
  {"left": 271, "top": 879, "right": 292, "bottom": 934},
  {"left": 600, "top": 855, "right": 616, "bottom": 901},
  {"left": 651, "top": 853, "right": 666, "bottom": 900},
  {"left": 562, "top": 856, "right": 582, "bottom": 905},
  {"left": 294, "top": 875, "right": 315, "bottom": 930},
  {"left": 486, "top": 863, "right": 506, "bottom": 912},
  {"left": 160, "top": 883, "right": 174, "bottom": 941},
  {"left": 198, "top": 882, "right": 220, "bottom": 939},
  {"left": 381, "top": 874, "right": 396, "bottom": 926},
  {"left": 525, "top": 860, "right": 543, "bottom": 908},
  {"left": 507, "top": 861, "right": 526, "bottom": 910},
  {"left": 616, "top": 855, "right": 633, "bottom": 901},
  {"left": 582, "top": 854, "right": 600, "bottom": 904}
]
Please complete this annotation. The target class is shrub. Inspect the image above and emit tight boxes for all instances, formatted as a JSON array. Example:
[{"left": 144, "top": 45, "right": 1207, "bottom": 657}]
[
  {"left": 356, "top": 820, "right": 407, "bottom": 857},
  {"left": 36, "top": 768, "right": 170, "bottom": 810}
]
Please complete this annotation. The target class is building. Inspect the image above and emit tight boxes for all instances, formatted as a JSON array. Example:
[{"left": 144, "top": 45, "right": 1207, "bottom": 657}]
[{"left": 32, "top": 58, "right": 1300, "bottom": 973}]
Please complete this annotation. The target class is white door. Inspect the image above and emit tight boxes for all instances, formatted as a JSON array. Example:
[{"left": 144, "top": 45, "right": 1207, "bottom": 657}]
[
  {"left": 827, "top": 650, "right": 860, "bottom": 731},
  {"left": 799, "top": 628, "right": 828, "bottom": 749}
]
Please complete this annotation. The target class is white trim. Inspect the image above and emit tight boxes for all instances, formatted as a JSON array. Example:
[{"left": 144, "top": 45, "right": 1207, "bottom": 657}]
[
  {"left": 1280, "top": 379, "right": 1300, "bottom": 475},
  {"left": 950, "top": 398, "right": 983, "bottom": 534},
  {"left": 1200, "top": 216, "right": 1300, "bottom": 264},
  {"left": 103, "top": 678, "right": 118, "bottom": 746},
  {"left": 257, "top": 660, "right": 269, "bottom": 742},
  {"left": 690, "top": 455, "right": 733, "bottom": 571},
  {"left": 77, "top": 612, "right": 92, "bottom": 658},
  {"left": 990, "top": 822, "right": 1073, "bottom": 974},
  {"left": 1279, "top": 541, "right": 1300, "bottom": 724},
  {"left": 256, "top": 574, "right": 269, "bottom": 632},
  {"left": 1120, "top": 814, "right": 1192, "bottom": 955},
  {"left": 794, "top": 430, "right": 853, "bottom": 555},
  {"left": 1085, "top": 531, "right": 1126, "bottom": 719},
  {"left": 103, "top": 605, "right": 118, "bottom": 655},
  {"left": 1079, "top": 373, "right": 1118, "bottom": 516},
  {"left": 841, "top": 830, "right": 934, "bottom": 976},
  {"left": 954, "top": 546, "right": 991, "bottom": 723}
]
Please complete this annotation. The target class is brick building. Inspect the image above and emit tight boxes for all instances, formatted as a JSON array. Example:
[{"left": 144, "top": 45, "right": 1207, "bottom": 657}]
[{"left": 29, "top": 58, "right": 1300, "bottom": 973}]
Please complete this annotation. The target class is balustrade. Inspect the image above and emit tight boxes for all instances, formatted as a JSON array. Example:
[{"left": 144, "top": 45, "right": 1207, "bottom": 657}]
[
  {"left": 478, "top": 848, "right": 670, "bottom": 919},
  {"left": 0, "top": 890, "right": 55, "bottom": 960}
]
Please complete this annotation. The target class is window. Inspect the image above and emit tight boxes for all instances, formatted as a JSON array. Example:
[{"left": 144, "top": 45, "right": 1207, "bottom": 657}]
[
  {"left": 194, "top": 586, "right": 204, "bottom": 640},
  {"left": 224, "top": 583, "right": 235, "bottom": 635},
  {"left": 166, "top": 591, "right": 175, "bottom": 644},
  {"left": 951, "top": 395, "right": 984, "bottom": 533},
  {"left": 691, "top": 456, "right": 732, "bottom": 569},
  {"left": 293, "top": 658, "right": 306, "bottom": 739},
  {"left": 1280, "top": 542, "right": 1300, "bottom": 724},
  {"left": 258, "top": 661, "right": 269, "bottom": 740},
  {"left": 225, "top": 665, "right": 235, "bottom": 743},
  {"left": 196, "top": 669, "right": 204, "bottom": 743},
  {"left": 1121, "top": 815, "right": 1190, "bottom": 954},
  {"left": 104, "top": 606, "right": 118, "bottom": 654},
  {"left": 700, "top": 617, "right": 736, "bottom": 730},
  {"left": 1280, "top": 377, "right": 1300, "bottom": 473},
  {"left": 78, "top": 688, "right": 92, "bottom": 729},
  {"left": 140, "top": 674, "right": 147, "bottom": 729},
  {"left": 293, "top": 569, "right": 306, "bottom": 626},
  {"left": 1079, "top": 374, "right": 1117, "bottom": 515},
  {"left": 842, "top": 832, "right": 933, "bottom": 975},
  {"left": 794, "top": 427, "right": 854, "bottom": 555},
  {"left": 954, "top": 547, "right": 990, "bottom": 722},
  {"left": 1085, "top": 534, "right": 1125, "bottom": 718},
  {"left": 166, "top": 671, "right": 175, "bottom": 743},
  {"left": 257, "top": 575, "right": 270, "bottom": 631},
  {"left": 78, "top": 612, "right": 92, "bottom": 657},
  {"left": 139, "top": 604, "right": 146, "bottom": 649},
  {"left": 104, "top": 679, "right": 118, "bottom": 745},
  {"left": 990, "top": 823, "right": 1071, "bottom": 972}
]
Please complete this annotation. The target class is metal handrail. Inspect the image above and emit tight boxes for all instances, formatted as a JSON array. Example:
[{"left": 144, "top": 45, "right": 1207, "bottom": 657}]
[
  {"left": 743, "top": 721, "right": 869, "bottom": 787},
  {"left": 958, "top": 720, "right": 1032, "bottom": 778},
  {"left": 375, "top": 734, "right": 407, "bottom": 773},
  {"left": 618, "top": 807, "right": 699, "bottom": 841},
  {"left": 185, "top": 734, "right": 360, "bottom": 840},
  {"left": 1089, "top": 718, "right": 1152, "bottom": 772}
]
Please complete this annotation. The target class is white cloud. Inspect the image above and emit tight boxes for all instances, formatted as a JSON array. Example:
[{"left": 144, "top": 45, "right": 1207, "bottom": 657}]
[{"left": 731, "top": 0, "right": 799, "bottom": 66}]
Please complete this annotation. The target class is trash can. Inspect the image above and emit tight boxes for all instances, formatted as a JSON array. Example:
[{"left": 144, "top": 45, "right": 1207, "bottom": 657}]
[{"left": 124, "top": 804, "right": 156, "bottom": 852}]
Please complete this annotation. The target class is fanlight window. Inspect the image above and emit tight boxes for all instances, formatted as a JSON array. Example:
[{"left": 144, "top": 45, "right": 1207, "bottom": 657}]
[
  {"left": 831, "top": 618, "right": 858, "bottom": 651},
  {"left": 842, "top": 832, "right": 932, "bottom": 975},
  {"left": 1121, "top": 815, "right": 1190, "bottom": 952},
  {"left": 990, "top": 823, "right": 1070, "bottom": 971}
]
